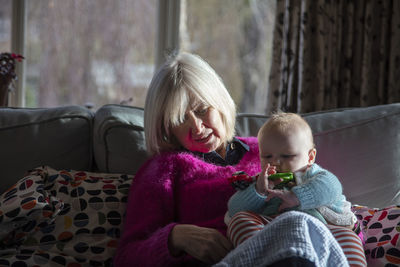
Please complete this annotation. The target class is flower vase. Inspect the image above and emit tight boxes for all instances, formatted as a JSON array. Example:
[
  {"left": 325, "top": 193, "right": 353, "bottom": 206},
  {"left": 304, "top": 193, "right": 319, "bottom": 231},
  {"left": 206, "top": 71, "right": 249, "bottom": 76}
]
[{"left": 0, "top": 77, "right": 11, "bottom": 106}]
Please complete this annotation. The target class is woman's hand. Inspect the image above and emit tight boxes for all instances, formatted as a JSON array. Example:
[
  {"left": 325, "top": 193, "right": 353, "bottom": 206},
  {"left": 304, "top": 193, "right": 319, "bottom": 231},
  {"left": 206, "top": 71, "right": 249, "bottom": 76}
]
[{"left": 169, "top": 224, "right": 233, "bottom": 264}]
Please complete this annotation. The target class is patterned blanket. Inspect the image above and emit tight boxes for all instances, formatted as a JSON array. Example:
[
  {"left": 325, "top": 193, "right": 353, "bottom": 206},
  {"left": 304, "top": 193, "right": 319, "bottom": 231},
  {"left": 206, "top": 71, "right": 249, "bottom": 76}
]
[{"left": 0, "top": 166, "right": 133, "bottom": 267}]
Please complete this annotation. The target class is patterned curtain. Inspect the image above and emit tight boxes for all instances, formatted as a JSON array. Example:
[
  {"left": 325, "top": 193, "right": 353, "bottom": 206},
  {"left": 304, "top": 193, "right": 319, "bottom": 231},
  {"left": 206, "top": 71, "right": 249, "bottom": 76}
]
[{"left": 267, "top": 0, "right": 400, "bottom": 113}]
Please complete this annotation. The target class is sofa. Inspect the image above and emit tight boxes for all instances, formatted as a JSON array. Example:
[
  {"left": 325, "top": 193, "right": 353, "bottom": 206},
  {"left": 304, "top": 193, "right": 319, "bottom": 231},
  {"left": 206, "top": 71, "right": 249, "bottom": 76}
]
[{"left": 0, "top": 103, "right": 399, "bottom": 266}]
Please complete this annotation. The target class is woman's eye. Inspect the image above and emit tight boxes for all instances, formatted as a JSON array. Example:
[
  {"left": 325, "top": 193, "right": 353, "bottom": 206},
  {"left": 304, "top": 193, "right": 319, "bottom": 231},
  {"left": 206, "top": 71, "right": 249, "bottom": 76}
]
[{"left": 195, "top": 107, "right": 208, "bottom": 115}]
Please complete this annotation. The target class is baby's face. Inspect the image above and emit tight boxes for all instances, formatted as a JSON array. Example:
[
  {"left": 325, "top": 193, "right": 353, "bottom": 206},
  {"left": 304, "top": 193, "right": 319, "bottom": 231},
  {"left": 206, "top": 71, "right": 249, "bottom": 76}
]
[{"left": 259, "top": 128, "right": 315, "bottom": 173}]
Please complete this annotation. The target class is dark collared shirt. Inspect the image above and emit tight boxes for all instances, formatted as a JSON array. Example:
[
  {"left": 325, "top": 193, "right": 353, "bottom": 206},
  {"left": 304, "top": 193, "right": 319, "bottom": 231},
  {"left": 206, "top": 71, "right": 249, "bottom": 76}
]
[{"left": 191, "top": 137, "right": 250, "bottom": 166}]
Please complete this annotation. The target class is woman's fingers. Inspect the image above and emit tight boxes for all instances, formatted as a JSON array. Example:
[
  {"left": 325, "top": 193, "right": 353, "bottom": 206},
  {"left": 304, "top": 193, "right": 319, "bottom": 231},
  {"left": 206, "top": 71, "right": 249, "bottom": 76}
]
[{"left": 170, "top": 224, "right": 233, "bottom": 264}]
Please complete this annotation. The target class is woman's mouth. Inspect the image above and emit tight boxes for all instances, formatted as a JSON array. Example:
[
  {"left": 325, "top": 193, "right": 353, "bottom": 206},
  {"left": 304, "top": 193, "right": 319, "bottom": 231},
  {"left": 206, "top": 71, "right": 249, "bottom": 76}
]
[{"left": 194, "top": 133, "right": 212, "bottom": 143}]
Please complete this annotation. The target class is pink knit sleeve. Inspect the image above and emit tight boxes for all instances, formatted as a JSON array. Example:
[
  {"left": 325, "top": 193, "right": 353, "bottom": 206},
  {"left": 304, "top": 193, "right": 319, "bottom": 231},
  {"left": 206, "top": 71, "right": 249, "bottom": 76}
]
[{"left": 113, "top": 155, "right": 185, "bottom": 267}]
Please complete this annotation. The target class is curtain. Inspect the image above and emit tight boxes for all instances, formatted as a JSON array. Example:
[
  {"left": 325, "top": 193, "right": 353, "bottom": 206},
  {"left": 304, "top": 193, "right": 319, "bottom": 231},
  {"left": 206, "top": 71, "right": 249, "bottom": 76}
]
[{"left": 266, "top": 0, "right": 400, "bottom": 113}]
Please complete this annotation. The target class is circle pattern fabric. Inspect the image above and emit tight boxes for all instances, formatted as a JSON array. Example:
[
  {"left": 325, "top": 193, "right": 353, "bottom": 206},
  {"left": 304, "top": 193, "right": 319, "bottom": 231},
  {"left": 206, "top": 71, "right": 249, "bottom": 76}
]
[
  {"left": 0, "top": 166, "right": 133, "bottom": 266},
  {"left": 352, "top": 205, "right": 400, "bottom": 267}
]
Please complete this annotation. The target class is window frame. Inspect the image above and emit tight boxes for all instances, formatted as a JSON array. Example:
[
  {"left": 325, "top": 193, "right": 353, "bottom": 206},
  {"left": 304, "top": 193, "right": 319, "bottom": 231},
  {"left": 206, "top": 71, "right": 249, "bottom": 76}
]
[{"left": 10, "top": 0, "right": 26, "bottom": 107}]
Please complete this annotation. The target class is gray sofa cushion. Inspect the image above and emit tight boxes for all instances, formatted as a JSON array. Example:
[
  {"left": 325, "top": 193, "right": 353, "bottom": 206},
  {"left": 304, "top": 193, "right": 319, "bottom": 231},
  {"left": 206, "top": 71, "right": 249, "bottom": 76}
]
[
  {"left": 0, "top": 106, "right": 93, "bottom": 194},
  {"left": 236, "top": 103, "right": 400, "bottom": 208},
  {"left": 93, "top": 104, "right": 147, "bottom": 175}
]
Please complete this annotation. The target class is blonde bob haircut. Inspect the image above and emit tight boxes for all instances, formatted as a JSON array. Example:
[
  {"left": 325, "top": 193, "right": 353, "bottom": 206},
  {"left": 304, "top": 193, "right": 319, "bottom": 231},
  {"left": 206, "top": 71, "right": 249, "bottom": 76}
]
[{"left": 144, "top": 52, "right": 236, "bottom": 156}]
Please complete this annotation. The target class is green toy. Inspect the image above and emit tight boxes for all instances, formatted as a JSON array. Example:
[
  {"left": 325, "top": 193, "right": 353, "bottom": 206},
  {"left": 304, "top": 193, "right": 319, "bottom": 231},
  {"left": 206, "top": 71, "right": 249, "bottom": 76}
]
[{"left": 268, "top": 172, "right": 294, "bottom": 189}]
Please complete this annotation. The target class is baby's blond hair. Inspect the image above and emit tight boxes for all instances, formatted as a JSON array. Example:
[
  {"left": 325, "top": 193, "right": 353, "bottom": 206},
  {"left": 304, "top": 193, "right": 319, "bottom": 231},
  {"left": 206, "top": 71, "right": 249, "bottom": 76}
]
[{"left": 258, "top": 112, "right": 315, "bottom": 148}]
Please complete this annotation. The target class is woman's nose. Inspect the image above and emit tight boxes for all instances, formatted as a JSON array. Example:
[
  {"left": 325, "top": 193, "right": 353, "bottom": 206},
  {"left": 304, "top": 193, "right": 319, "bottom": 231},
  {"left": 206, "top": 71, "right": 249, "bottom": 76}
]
[{"left": 187, "top": 112, "right": 203, "bottom": 134}]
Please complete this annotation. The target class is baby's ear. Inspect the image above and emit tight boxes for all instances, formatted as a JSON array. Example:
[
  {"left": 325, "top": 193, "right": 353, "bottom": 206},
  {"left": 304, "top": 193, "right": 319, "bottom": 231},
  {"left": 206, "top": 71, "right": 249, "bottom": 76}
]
[{"left": 308, "top": 148, "right": 317, "bottom": 164}]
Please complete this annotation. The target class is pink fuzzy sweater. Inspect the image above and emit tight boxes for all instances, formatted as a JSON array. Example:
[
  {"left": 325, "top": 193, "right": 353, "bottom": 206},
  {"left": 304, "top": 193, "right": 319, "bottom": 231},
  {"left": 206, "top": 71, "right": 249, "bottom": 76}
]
[{"left": 113, "top": 137, "right": 260, "bottom": 267}]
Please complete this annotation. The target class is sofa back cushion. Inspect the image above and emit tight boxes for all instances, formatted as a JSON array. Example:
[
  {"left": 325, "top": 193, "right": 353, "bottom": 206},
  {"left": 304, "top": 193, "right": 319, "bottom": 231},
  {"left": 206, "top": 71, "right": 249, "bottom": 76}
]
[
  {"left": 93, "top": 104, "right": 147, "bottom": 175},
  {"left": 0, "top": 106, "right": 94, "bottom": 194},
  {"left": 236, "top": 103, "right": 400, "bottom": 208}
]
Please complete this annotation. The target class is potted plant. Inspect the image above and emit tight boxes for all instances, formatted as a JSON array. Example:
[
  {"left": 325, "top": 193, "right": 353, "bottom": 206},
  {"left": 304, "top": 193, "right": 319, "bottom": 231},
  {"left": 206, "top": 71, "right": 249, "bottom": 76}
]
[{"left": 0, "top": 53, "right": 24, "bottom": 106}]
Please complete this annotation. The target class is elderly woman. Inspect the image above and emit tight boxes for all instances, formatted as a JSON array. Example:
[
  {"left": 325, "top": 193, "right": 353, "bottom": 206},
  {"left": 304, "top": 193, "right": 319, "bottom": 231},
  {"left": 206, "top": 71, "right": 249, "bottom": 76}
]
[{"left": 113, "top": 52, "right": 362, "bottom": 267}]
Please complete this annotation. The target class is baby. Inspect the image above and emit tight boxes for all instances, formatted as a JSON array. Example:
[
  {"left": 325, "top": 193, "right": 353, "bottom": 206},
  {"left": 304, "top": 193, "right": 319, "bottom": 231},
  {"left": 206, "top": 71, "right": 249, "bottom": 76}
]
[{"left": 226, "top": 112, "right": 357, "bottom": 247}]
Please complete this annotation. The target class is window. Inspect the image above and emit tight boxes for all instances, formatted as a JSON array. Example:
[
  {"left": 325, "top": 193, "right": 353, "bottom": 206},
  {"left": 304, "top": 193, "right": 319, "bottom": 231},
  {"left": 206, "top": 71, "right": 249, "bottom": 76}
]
[
  {"left": 0, "top": 0, "right": 11, "bottom": 50},
  {"left": 25, "top": 0, "right": 156, "bottom": 109},
  {"left": 183, "top": 0, "right": 276, "bottom": 113},
  {"left": 5, "top": 0, "right": 275, "bottom": 114}
]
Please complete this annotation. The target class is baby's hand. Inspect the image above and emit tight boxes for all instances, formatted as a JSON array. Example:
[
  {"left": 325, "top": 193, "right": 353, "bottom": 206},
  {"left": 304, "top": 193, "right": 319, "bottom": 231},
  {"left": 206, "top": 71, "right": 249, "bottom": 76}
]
[
  {"left": 265, "top": 189, "right": 300, "bottom": 212},
  {"left": 256, "top": 164, "right": 276, "bottom": 195}
]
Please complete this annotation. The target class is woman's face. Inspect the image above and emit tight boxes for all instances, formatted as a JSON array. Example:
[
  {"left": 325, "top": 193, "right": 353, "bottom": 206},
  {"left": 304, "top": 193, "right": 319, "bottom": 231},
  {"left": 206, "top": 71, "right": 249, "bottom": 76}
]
[{"left": 170, "top": 102, "right": 226, "bottom": 156}]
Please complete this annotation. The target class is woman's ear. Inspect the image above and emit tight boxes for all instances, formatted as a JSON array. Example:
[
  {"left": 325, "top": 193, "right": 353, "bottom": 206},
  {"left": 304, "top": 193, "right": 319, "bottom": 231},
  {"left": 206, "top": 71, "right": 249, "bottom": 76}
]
[{"left": 308, "top": 148, "right": 317, "bottom": 165}]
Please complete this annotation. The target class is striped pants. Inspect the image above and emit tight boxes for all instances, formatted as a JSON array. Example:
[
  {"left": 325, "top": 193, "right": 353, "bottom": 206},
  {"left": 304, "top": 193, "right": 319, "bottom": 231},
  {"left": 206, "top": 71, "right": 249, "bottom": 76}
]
[{"left": 227, "top": 211, "right": 367, "bottom": 267}]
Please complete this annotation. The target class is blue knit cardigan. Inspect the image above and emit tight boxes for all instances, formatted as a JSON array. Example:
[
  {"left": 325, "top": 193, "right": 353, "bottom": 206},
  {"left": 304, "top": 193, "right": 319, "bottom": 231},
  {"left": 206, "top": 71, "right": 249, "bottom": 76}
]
[{"left": 227, "top": 163, "right": 348, "bottom": 224}]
